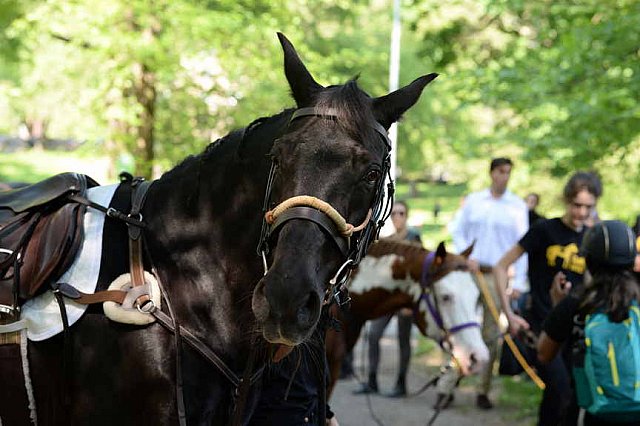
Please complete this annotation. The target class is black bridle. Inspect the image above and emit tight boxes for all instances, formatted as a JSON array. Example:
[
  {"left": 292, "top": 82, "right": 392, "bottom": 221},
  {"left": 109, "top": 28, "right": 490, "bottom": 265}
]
[{"left": 256, "top": 107, "right": 395, "bottom": 304}]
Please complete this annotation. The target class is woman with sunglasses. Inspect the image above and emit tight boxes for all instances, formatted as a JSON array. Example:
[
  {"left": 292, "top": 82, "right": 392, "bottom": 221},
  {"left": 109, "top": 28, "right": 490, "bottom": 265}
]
[
  {"left": 493, "top": 171, "right": 603, "bottom": 426},
  {"left": 353, "top": 200, "right": 422, "bottom": 397}
]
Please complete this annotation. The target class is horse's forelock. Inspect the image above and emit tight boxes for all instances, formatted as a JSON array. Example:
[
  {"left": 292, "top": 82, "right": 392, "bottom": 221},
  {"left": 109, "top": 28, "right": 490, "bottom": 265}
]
[{"left": 314, "top": 81, "right": 379, "bottom": 148}]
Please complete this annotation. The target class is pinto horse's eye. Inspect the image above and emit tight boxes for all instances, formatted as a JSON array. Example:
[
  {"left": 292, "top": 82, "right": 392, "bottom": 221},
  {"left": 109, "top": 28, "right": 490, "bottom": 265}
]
[
  {"left": 364, "top": 169, "right": 381, "bottom": 184},
  {"left": 441, "top": 294, "right": 452, "bottom": 303}
]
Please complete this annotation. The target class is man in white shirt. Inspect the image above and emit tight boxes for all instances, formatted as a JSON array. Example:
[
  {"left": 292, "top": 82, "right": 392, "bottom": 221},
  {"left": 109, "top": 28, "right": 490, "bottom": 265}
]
[{"left": 448, "top": 157, "right": 528, "bottom": 409}]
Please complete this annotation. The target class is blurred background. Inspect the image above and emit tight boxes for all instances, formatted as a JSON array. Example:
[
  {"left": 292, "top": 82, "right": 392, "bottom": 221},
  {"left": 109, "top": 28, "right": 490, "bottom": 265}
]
[
  {"left": 3, "top": 2, "right": 638, "bottom": 423},
  {"left": 1, "top": 0, "right": 639, "bottom": 249}
]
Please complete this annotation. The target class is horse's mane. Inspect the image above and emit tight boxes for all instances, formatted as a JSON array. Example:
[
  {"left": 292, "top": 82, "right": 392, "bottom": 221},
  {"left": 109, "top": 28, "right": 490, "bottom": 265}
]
[
  {"left": 161, "top": 79, "right": 378, "bottom": 180},
  {"left": 367, "top": 239, "right": 428, "bottom": 259}
]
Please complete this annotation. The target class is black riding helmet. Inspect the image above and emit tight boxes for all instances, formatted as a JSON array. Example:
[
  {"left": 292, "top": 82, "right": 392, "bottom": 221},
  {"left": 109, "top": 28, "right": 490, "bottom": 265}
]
[{"left": 580, "top": 220, "right": 637, "bottom": 271}]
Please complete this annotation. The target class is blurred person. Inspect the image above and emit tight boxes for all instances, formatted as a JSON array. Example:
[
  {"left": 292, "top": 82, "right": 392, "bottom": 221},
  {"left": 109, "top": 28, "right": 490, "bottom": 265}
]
[
  {"left": 449, "top": 157, "right": 528, "bottom": 409},
  {"left": 252, "top": 317, "right": 339, "bottom": 426},
  {"left": 525, "top": 192, "right": 545, "bottom": 226},
  {"left": 538, "top": 220, "right": 639, "bottom": 425},
  {"left": 353, "top": 200, "right": 422, "bottom": 398},
  {"left": 494, "top": 171, "right": 603, "bottom": 425}
]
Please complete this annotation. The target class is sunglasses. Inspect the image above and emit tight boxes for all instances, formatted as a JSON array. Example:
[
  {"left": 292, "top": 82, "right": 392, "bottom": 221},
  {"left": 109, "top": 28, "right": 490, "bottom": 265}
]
[{"left": 391, "top": 211, "right": 406, "bottom": 217}]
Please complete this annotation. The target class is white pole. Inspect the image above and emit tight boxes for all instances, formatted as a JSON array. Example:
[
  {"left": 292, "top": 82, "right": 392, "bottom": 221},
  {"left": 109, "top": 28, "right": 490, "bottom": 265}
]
[
  {"left": 388, "top": 0, "right": 401, "bottom": 182},
  {"left": 381, "top": 0, "right": 401, "bottom": 238}
]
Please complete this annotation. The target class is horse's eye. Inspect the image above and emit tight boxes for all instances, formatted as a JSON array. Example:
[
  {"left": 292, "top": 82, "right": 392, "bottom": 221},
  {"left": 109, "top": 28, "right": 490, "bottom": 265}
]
[
  {"left": 364, "top": 169, "right": 381, "bottom": 183},
  {"left": 441, "top": 294, "right": 452, "bottom": 303}
]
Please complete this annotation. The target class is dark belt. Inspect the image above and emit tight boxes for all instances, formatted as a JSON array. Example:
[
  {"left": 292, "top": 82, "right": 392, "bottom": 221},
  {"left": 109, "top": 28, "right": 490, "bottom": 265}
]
[{"left": 479, "top": 265, "right": 493, "bottom": 274}]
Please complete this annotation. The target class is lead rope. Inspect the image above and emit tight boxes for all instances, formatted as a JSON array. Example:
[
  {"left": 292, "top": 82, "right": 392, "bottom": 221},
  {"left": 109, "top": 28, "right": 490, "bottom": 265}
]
[{"left": 474, "top": 271, "right": 545, "bottom": 390}]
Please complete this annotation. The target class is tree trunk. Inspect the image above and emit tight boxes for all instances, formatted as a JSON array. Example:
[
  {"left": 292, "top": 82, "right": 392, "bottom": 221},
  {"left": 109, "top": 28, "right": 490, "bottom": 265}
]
[{"left": 132, "top": 61, "right": 156, "bottom": 179}]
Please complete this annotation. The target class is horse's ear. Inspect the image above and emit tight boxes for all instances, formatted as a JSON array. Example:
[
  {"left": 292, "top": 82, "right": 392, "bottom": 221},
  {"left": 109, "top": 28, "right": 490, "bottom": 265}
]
[
  {"left": 461, "top": 241, "right": 475, "bottom": 258},
  {"left": 372, "top": 73, "right": 438, "bottom": 130},
  {"left": 434, "top": 241, "right": 447, "bottom": 266},
  {"left": 277, "top": 32, "right": 324, "bottom": 107}
]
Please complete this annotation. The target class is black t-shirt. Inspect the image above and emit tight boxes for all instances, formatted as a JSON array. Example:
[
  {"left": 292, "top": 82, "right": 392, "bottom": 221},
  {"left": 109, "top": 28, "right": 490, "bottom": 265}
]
[
  {"left": 519, "top": 217, "right": 587, "bottom": 331},
  {"left": 543, "top": 294, "right": 580, "bottom": 344}
]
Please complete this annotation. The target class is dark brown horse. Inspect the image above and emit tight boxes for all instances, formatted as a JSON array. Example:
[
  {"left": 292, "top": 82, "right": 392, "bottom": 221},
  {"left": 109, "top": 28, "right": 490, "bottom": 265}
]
[
  {"left": 325, "top": 239, "right": 489, "bottom": 398},
  {"left": 1, "top": 34, "right": 437, "bottom": 425}
]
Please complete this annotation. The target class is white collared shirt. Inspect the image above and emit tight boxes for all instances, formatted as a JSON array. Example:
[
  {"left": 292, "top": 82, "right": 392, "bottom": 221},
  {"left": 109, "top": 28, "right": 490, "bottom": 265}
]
[{"left": 449, "top": 188, "right": 529, "bottom": 291}]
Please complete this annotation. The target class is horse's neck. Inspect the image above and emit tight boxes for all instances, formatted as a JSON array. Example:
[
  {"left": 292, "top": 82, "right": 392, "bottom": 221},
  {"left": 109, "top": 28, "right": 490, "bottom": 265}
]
[{"left": 139, "top": 123, "right": 280, "bottom": 357}]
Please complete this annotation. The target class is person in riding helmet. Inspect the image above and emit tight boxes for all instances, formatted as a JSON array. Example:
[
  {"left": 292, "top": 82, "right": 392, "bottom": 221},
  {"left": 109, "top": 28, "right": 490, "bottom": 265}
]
[
  {"left": 538, "top": 220, "right": 640, "bottom": 425},
  {"left": 494, "top": 171, "right": 602, "bottom": 425}
]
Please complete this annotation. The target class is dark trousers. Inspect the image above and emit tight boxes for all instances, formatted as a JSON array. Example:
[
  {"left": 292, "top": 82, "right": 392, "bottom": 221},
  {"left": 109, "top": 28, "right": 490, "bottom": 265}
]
[
  {"left": 367, "top": 313, "right": 412, "bottom": 381},
  {"left": 526, "top": 346, "right": 572, "bottom": 426}
]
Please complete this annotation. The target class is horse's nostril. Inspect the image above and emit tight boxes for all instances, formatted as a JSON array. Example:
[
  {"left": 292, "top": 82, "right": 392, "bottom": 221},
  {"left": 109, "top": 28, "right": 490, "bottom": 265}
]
[
  {"left": 470, "top": 353, "right": 477, "bottom": 365},
  {"left": 252, "top": 281, "right": 270, "bottom": 322},
  {"left": 297, "top": 291, "right": 320, "bottom": 327}
]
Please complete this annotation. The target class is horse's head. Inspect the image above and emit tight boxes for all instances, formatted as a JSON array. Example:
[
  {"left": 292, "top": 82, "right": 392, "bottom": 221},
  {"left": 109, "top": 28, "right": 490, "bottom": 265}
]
[
  {"left": 424, "top": 242, "right": 489, "bottom": 375},
  {"left": 251, "top": 34, "right": 436, "bottom": 347}
]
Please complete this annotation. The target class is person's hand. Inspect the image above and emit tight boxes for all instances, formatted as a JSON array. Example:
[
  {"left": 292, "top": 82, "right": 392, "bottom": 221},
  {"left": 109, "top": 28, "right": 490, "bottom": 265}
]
[
  {"left": 509, "top": 289, "right": 522, "bottom": 301},
  {"left": 506, "top": 312, "right": 529, "bottom": 337},
  {"left": 326, "top": 416, "right": 340, "bottom": 426},
  {"left": 399, "top": 307, "right": 412, "bottom": 317},
  {"left": 550, "top": 271, "right": 572, "bottom": 306},
  {"left": 466, "top": 259, "right": 479, "bottom": 273}
]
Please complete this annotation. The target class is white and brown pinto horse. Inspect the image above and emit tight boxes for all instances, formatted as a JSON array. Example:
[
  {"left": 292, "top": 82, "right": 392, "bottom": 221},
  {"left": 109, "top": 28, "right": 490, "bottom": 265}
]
[{"left": 325, "top": 239, "right": 489, "bottom": 397}]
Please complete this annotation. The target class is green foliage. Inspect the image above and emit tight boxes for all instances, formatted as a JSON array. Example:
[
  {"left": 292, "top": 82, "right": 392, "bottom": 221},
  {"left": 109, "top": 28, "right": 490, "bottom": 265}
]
[
  {"left": 0, "top": 0, "right": 638, "bottom": 217},
  {"left": 408, "top": 0, "right": 640, "bottom": 181},
  {"left": 0, "top": 149, "right": 111, "bottom": 184},
  {"left": 498, "top": 375, "right": 542, "bottom": 424}
]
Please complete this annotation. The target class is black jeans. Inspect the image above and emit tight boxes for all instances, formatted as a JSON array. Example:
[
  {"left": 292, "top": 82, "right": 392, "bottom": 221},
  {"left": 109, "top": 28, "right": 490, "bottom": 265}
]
[
  {"left": 526, "top": 346, "right": 572, "bottom": 426},
  {"left": 367, "top": 312, "right": 412, "bottom": 381}
]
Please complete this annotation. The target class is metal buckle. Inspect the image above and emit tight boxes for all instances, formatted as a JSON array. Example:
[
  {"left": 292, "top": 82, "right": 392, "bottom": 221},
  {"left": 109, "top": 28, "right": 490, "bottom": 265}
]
[
  {"left": 261, "top": 251, "right": 269, "bottom": 276},
  {"left": 128, "top": 212, "right": 143, "bottom": 222},
  {"left": 136, "top": 299, "right": 156, "bottom": 314},
  {"left": 0, "top": 247, "right": 21, "bottom": 260},
  {"left": 0, "top": 304, "right": 15, "bottom": 315}
]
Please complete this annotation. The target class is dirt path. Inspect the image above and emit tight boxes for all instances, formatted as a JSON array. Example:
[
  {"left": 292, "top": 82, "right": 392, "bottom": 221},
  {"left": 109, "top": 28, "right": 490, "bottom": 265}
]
[{"left": 329, "top": 333, "right": 536, "bottom": 426}]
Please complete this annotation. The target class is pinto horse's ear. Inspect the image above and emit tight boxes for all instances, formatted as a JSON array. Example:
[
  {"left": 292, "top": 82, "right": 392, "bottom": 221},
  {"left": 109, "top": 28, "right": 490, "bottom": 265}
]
[
  {"left": 434, "top": 241, "right": 447, "bottom": 266},
  {"left": 277, "top": 32, "right": 324, "bottom": 108},
  {"left": 372, "top": 73, "right": 438, "bottom": 130},
  {"left": 461, "top": 241, "right": 475, "bottom": 258}
]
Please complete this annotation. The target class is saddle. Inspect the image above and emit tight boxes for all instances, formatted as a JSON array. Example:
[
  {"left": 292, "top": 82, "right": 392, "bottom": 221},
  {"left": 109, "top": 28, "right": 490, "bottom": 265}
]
[{"left": 0, "top": 173, "right": 98, "bottom": 317}]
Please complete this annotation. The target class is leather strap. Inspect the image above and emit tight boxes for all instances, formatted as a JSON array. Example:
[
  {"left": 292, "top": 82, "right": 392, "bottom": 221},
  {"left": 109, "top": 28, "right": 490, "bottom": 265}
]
[
  {"left": 66, "top": 194, "right": 146, "bottom": 228},
  {"left": 290, "top": 107, "right": 392, "bottom": 150},
  {"left": 128, "top": 180, "right": 153, "bottom": 308},
  {"left": 269, "top": 206, "right": 349, "bottom": 257},
  {"left": 54, "top": 282, "right": 127, "bottom": 305}
]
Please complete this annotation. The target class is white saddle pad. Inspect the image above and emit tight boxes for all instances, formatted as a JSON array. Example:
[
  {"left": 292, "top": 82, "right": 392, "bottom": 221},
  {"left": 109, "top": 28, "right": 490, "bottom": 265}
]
[{"left": 21, "top": 184, "right": 118, "bottom": 341}]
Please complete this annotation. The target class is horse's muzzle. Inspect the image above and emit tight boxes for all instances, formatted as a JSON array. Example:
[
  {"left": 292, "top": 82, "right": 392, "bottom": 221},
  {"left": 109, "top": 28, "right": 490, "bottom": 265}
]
[{"left": 251, "top": 276, "right": 322, "bottom": 346}]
